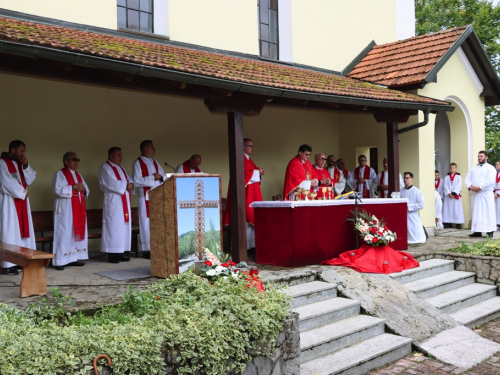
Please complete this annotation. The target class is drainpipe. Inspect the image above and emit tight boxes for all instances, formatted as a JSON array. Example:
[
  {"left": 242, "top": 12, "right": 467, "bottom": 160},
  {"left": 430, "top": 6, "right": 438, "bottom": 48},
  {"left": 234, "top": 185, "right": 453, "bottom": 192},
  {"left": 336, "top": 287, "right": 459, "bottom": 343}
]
[{"left": 397, "top": 109, "right": 430, "bottom": 134}]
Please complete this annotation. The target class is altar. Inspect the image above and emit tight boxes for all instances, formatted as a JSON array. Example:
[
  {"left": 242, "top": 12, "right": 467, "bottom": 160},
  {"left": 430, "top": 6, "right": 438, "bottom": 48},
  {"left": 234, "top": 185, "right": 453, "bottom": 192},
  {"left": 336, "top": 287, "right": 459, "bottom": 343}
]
[{"left": 252, "top": 198, "right": 408, "bottom": 267}]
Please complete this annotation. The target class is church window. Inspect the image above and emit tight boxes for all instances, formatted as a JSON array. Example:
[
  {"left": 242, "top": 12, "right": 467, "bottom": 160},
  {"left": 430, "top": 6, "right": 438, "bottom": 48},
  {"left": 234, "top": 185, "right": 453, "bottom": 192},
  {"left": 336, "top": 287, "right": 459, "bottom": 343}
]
[
  {"left": 117, "top": 0, "right": 154, "bottom": 33},
  {"left": 258, "top": 0, "right": 279, "bottom": 60}
]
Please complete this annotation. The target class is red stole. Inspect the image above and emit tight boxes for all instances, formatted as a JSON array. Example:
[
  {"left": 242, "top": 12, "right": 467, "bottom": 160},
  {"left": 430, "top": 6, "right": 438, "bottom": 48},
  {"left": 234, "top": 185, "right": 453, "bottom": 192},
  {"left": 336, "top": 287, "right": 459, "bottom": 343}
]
[
  {"left": 354, "top": 166, "right": 372, "bottom": 198},
  {"left": 182, "top": 160, "right": 201, "bottom": 173},
  {"left": 497, "top": 171, "right": 500, "bottom": 184},
  {"left": 1, "top": 157, "right": 29, "bottom": 238},
  {"left": 283, "top": 156, "right": 314, "bottom": 200},
  {"left": 435, "top": 179, "right": 440, "bottom": 189},
  {"left": 137, "top": 157, "right": 159, "bottom": 218},
  {"left": 380, "top": 170, "right": 387, "bottom": 198},
  {"left": 449, "top": 173, "right": 456, "bottom": 182},
  {"left": 61, "top": 167, "right": 86, "bottom": 242},
  {"left": 106, "top": 161, "right": 130, "bottom": 223}
]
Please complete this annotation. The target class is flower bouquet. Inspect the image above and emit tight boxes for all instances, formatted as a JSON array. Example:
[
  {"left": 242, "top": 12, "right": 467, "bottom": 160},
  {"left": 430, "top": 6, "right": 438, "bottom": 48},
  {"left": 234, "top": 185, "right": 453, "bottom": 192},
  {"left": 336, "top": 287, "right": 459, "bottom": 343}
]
[{"left": 349, "top": 210, "right": 397, "bottom": 246}]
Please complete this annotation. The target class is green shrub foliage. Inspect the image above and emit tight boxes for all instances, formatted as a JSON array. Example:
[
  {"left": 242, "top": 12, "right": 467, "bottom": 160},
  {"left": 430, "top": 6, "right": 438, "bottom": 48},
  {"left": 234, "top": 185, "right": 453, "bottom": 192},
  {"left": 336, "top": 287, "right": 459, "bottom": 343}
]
[
  {"left": 0, "top": 272, "right": 290, "bottom": 375},
  {"left": 444, "top": 238, "right": 500, "bottom": 256}
]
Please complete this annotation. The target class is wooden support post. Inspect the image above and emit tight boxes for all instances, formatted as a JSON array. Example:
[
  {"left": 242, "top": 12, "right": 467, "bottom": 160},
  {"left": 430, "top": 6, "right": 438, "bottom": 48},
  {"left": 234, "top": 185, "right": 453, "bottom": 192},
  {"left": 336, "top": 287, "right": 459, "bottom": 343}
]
[
  {"left": 386, "top": 121, "right": 400, "bottom": 195},
  {"left": 227, "top": 112, "right": 247, "bottom": 263}
]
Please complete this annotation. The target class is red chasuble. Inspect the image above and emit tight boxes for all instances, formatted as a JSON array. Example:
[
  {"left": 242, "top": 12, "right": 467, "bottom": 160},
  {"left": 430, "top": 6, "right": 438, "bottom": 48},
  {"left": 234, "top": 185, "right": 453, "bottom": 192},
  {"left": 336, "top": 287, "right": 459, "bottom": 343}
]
[
  {"left": 1, "top": 157, "right": 29, "bottom": 238},
  {"left": 106, "top": 161, "right": 130, "bottom": 222},
  {"left": 283, "top": 156, "right": 314, "bottom": 200},
  {"left": 137, "top": 157, "right": 159, "bottom": 218},
  {"left": 61, "top": 167, "right": 87, "bottom": 242},
  {"left": 182, "top": 160, "right": 201, "bottom": 173},
  {"left": 223, "top": 156, "right": 263, "bottom": 225},
  {"left": 313, "top": 167, "right": 334, "bottom": 199},
  {"left": 354, "top": 166, "right": 372, "bottom": 198}
]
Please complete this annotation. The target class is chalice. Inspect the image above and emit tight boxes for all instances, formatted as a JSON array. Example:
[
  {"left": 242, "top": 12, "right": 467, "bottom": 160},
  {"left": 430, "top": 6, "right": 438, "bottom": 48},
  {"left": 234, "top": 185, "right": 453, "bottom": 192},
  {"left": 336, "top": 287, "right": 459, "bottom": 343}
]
[
  {"left": 293, "top": 189, "right": 301, "bottom": 201},
  {"left": 309, "top": 191, "right": 317, "bottom": 200},
  {"left": 303, "top": 189, "right": 310, "bottom": 201},
  {"left": 327, "top": 187, "right": 333, "bottom": 200},
  {"left": 321, "top": 187, "right": 327, "bottom": 200}
]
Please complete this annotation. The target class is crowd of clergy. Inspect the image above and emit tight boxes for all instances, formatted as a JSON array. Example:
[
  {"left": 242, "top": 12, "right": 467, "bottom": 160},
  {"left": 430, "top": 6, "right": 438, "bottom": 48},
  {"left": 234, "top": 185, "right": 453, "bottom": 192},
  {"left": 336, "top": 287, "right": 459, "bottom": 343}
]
[{"left": 0, "top": 139, "right": 498, "bottom": 276}]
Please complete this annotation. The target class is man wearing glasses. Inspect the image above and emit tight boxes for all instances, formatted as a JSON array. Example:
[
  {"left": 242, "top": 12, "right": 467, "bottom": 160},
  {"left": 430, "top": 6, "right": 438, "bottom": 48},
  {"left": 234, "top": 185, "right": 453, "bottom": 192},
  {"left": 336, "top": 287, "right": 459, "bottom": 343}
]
[
  {"left": 350, "top": 154, "right": 377, "bottom": 198},
  {"left": 52, "top": 152, "right": 89, "bottom": 270},
  {"left": 223, "top": 138, "right": 265, "bottom": 249},
  {"left": 400, "top": 172, "right": 426, "bottom": 244},
  {"left": 283, "top": 144, "right": 318, "bottom": 200},
  {"left": 312, "top": 153, "right": 334, "bottom": 199}
]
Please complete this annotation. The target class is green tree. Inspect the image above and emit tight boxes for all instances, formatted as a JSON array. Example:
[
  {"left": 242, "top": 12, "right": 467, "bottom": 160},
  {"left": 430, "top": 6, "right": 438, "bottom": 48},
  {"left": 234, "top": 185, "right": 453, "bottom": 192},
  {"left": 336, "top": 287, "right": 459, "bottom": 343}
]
[{"left": 416, "top": 0, "right": 500, "bottom": 161}]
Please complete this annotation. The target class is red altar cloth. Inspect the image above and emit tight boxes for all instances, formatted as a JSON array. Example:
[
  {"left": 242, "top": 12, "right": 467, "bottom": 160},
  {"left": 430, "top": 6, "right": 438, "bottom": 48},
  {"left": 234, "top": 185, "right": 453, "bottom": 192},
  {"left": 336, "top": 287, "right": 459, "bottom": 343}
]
[
  {"left": 253, "top": 199, "right": 408, "bottom": 267},
  {"left": 321, "top": 244, "right": 419, "bottom": 274}
]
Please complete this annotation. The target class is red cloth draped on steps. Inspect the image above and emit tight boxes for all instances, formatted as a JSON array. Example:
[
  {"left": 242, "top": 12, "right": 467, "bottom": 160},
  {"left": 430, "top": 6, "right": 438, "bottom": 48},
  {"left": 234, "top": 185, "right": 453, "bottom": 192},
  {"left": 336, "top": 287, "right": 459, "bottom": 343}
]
[{"left": 321, "top": 244, "right": 419, "bottom": 274}]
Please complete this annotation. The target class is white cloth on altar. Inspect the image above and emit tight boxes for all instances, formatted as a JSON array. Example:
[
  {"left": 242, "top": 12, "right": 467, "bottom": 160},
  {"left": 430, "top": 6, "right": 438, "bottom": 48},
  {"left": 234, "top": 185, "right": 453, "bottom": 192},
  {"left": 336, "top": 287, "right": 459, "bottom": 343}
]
[
  {"left": 375, "top": 170, "right": 404, "bottom": 198},
  {"left": 98, "top": 162, "right": 135, "bottom": 254},
  {"left": 435, "top": 178, "right": 445, "bottom": 199},
  {"left": 0, "top": 160, "right": 36, "bottom": 268},
  {"left": 435, "top": 191, "right": 444, "bottom": 229},
  {"left": 52, "top": 169, "right": 89, "bottom": 267},
  {"left": 400, "top": 186, "right": 426, "bottom": 244},
  {"left": 442, "top": 174, "right": 464, "bottom": 224},
  {"left": 465, "top": 163, "right": 497, "bottom": 233},
  {"left": 327, "top": 166, "right": 346, "bottom": 196},
  {"left": 349, "top": 166, "right": 377, "bottom": 197},
  {"left": 132, "top": 156, "right": 165, "bottom": 251},
  {"left": 174, "top": 163, "right": 203, "bottom": 174},
  {"left": 495, "top": 171, "right": 500, "bottom": 225}
]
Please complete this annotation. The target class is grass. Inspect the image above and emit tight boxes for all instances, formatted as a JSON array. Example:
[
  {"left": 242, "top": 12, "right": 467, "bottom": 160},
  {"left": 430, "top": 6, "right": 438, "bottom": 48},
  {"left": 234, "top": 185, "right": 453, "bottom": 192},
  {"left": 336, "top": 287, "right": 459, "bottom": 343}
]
[{"left": 443, "top": 238, "right": 500, "bottom": 256}]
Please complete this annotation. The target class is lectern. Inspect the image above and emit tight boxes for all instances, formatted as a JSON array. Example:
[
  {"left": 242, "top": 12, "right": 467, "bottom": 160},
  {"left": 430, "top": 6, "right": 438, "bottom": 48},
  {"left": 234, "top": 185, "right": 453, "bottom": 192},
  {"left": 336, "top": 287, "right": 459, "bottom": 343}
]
[{"left": 149, "top": 174, "right": 222, "bottom": 278}]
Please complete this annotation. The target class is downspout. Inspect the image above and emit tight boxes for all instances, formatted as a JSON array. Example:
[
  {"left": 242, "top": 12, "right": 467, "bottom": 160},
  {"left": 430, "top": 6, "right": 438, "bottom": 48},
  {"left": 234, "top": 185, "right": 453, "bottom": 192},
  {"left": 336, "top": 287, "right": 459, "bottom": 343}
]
[{"left": 397, "top": 109, "right": 430, "bottom": 134}]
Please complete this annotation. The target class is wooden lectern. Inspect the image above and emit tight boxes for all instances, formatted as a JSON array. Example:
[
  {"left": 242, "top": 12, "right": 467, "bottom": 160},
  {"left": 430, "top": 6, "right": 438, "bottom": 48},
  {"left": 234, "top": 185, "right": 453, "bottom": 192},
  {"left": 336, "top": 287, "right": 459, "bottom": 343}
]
[{"left": 149, "top": 174, "right": 222, "bottom": 278}]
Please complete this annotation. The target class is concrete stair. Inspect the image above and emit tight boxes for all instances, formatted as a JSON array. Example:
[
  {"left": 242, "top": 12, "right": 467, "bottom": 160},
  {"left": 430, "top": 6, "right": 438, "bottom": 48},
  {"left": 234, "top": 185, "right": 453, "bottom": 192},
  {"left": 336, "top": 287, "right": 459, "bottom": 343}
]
[
  {"left": 390, "top": 259, "right": 500, "bottom": 328},
  {"left": 286, "top": 280, "right": 412, "bottom": 375}
]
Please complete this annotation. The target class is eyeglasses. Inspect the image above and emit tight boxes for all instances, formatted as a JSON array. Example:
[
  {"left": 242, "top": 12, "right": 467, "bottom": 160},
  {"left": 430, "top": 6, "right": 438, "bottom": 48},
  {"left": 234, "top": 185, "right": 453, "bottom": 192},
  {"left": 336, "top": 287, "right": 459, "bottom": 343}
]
[
  {"left": 244, "top": 145, "right": 254, "bottom": 148},
  {"left": 359, "top": 159, "right": 367, "bottom": 162},
  {"left": 304, "top": 153, "right": 311, "bottom": 156},
  {"left": 67, "top": 158, "right": 80, "bottom": 162}
]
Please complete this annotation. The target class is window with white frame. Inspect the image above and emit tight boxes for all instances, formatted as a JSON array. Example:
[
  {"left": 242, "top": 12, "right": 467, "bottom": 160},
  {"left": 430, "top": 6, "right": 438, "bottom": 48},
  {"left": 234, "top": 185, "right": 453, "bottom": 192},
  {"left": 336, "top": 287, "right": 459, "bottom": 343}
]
[
  {"left": 117, "top": 0, "right": 154, "bottom": 33},
  {"left": 258, "top": 0, "right": 279, "bottom": 60}
]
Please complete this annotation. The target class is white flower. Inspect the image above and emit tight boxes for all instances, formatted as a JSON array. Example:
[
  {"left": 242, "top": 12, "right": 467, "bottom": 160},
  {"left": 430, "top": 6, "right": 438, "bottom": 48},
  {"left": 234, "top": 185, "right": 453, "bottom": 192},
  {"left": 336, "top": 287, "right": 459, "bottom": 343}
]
[
  {"left": 206, "top": 269, "right": 216, "bottom": 276},
  {"left": 223, "top": 276, "right": 228, "bottom": 280},
  {"left": 231, "top": 272, "right": 239, "bottom": 279},
  {"left": 214, "top": 265, "right": 224, "bottom": 275}
]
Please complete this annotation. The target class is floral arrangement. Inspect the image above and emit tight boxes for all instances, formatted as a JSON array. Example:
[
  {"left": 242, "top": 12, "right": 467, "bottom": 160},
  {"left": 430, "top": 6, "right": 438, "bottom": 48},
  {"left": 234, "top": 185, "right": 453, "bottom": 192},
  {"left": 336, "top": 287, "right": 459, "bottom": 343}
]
[
  {"left": 200, "top": 249, "right": 264, "bottom": 291},
  {"left": 349, "top": 210, "right": 397, "bottom": 247}
]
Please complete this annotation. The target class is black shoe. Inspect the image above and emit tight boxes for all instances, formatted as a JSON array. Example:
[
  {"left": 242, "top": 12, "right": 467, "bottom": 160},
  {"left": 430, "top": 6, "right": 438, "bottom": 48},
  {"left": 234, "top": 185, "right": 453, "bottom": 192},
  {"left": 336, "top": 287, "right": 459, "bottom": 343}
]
[
  {"left": 54, "top": 266, "right": 65, "bottom": 271},
  {"left": 443, "top": 223, "right": 451, "bottom": 228},
  {"left": 108, "top": 254, "right": 119, "bottom": 264},
  {"left": 116, "top": 254, "right": 130, "bottom": 262},
  {"left": 142, "top": 252, "right": 151, "bottom": 259},
  {"left": 487, "top": 232, "right": 494, "bottom": 238},
  {"left": 1, "top": 267, "right": 19, "bottom": 275},
  {"left": 456, "top": 224, "right": 462, "bottom": 229},
  {"left": 67, "top": 261, "right": 85, "bottom": 267},
  {"left": 469, "top": 232, "right": 482, "bottom": 238}
]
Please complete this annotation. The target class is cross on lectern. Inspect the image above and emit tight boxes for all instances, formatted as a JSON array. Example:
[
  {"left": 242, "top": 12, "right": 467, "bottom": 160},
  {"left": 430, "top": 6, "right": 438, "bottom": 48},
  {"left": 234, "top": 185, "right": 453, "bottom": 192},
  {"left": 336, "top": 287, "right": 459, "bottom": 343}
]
[{"left": 178, "top": 179, "right": 219, "bottom": 260}]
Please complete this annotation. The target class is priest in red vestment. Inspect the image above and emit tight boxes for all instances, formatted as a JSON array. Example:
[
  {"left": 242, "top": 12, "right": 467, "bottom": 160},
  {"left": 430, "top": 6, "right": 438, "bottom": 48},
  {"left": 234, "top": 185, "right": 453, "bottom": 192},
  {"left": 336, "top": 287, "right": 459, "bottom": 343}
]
[
  {"left": 349, "top": 154, "right": 377, "bottom": 198},
  {"left": 312, "top": 153, "right": 334, "bottom": 199},
  {"left": 175, "top": 154, "right": 203, "bottom": 174},
  {"left": 283, "top": 144, "right": 318, "bottom": 200},
  {"left": 223, "top": 138, "right": 265, "bottom": 249}
]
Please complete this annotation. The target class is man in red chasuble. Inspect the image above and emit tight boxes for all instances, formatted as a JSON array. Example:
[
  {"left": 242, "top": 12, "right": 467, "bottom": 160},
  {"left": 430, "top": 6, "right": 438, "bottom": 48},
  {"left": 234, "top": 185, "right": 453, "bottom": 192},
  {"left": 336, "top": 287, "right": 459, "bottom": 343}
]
[
  {"left": 223, "top": 138, "right": 265, "bottom": 249},
  {"left": 283, "top": 144, "right": 318, "bottom": 200},
  {"left": 312, "top": 153, "right": 333, "bottom": 199},
  {"left": 0, "top": 140, "right": 36, "bottom": 275},
  {"left": 350, "top": 154, "right": 377, "bottom": 198},
  {"left": 175, "top": 154, "right": 203, "bottom": 174}
]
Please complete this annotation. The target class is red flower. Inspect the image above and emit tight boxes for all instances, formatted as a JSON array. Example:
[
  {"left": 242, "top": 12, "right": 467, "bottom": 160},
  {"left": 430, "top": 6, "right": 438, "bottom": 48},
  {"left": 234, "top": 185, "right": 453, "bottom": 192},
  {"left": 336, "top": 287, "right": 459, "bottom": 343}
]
[
  {"left": 373, "top": 237, "right": 379, "bottom": 243},
  {"left": 249, "top": 269, "right": 259, "bottom": 276},
  {"left": 234, "top": 268, "right": 239, "bottom": 272},
  {"left": 373, "top": 220, "right": 378, "bottom": 225},
  {"left": 229, "top": 261, "right": 237, "bottom": 266},
  {"left": 204, "top": 260, "right": 212, "bottom": 266},
  {"left": 369, "top": 228, "right": 377, "bottom": 234},
  {"left": 384, "top": 225, "right": 388, "bottom": 231},
  {"left": 221, "top": 263, "right": 229, "bottom": 267}
]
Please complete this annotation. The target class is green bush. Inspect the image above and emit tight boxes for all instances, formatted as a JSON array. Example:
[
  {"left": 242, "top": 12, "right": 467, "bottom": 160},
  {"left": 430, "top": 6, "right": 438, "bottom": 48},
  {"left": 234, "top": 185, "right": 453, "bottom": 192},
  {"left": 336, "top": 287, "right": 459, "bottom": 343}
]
[
  {"left": 0, "top": 272, "right": 290, "bottom": 375},
  {"left": 444, "top": 238, "right": 500, "bottom": 257}
]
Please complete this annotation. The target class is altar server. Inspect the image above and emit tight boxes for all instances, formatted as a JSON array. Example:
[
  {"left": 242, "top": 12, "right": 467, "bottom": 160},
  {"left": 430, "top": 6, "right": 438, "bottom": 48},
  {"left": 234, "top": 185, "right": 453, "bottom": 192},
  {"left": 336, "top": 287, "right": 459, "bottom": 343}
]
[
  {"left": 326, "top": 155, "right": 346, "bottom": 197},
  {"left": 175, "top": 154, "right": 203, "bottom": 174},
  {"left": 0, "top": 140, "right": 36, "bottom": 275},
  {"left": 99, "top": 147, "right": 135, "bottom": 263},
  {"left": 495, "top": 161, "right": 500, "bottom": 228},
  {"left": 132, "top": 140, "right": 165, "bottom": 258},
  {"left": 435, "top": 190, "right": 444, "bottom": 229},
  {"left": 442, "top": 163, "right": 464, "bottom": 229},
  {"left": 466, "top": 151, "right": 496, "bottom": 238},
  {"left": 400, "top": 172, "right": 426, "bottom": 244},
  {"left": 350, "top": 154, "right": 377, "bottom": 198},
  {"left": 283, "top": 144, "right": 318, "bottom": 200},
  {"left": 375, "top": 157, "right": 404, "bottom": 198},
  {"left": 52, "top": 152, "right": 89, "bottom": 270},
  {"left": 435, "top": 170, "right": 444, "bottom": 199}
]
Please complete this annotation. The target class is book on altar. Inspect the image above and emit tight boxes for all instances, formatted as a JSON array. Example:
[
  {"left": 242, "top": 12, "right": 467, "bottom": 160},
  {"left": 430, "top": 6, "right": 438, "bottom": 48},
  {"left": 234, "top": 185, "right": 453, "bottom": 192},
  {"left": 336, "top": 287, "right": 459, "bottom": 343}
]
[{"left": 299, "top": 180, "right": 312, "bottom": 190}]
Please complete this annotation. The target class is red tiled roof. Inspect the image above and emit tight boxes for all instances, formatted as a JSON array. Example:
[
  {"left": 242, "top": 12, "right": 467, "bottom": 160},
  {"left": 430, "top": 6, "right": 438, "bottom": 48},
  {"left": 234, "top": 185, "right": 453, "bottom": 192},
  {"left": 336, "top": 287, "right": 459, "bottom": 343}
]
[
  {"left": 0, "top": 16, "right": 450, "bottom": 106},
  {"left": 348, "top": 27, "right": 468, "bottom": 88}
]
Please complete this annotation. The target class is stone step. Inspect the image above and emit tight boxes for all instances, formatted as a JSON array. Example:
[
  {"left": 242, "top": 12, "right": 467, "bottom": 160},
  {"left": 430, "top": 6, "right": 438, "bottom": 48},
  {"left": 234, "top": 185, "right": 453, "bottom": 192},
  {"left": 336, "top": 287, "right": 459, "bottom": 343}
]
[
  {"left": 404, "top": 270, "right": 475, "bottom": 299},
  {"left": 389, "top": 259, "right": 455, "bottom": 284},
  {"left": 293, "top": 297, "right": 360, "bottom": 332},
  {"left": 300, "top": 314, "right": 385, "bottom": 363},
  {"left": 426, "top": 283, "right": 497, "bottom": 314},
  {"left": 285, "top": 281, "right": 338, "bottom": 308},
  {"left": 450, "top": 296, "right": 500, "bottom": 328},
  {"left": 300, "top": 333, "right": 412, "bottom": 375}
]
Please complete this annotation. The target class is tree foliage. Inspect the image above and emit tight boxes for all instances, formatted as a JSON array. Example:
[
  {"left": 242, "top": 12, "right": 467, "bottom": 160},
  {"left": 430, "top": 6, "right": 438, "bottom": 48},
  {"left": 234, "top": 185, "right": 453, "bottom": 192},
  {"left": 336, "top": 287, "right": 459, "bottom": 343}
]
[{"left": 416, "top": 0, "right": 500, "bottom": 161}]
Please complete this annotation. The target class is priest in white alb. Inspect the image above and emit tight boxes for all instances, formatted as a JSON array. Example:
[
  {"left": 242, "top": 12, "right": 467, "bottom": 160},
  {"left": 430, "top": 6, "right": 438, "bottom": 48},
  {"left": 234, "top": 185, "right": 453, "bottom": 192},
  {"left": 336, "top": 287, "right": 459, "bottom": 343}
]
[
  {"left": 442, "top": 163, "right": 464, "bottom": 229},
  {"left": 465, "top": 151, "right": 496, "bottom": 238},
  {"left": 0, "top": 140, "right": 36, "bottom": 276},
  {"left": 349, "top": 154, "right": 377, "bottom": 198},
  {"left": 132, "top": 140, "right": 165, "bottom": 259},
  {"left": 326, "top": 155, "right": 346, "bottom": 197},
  {"left": 52, "top": 152, "right": 89, "bottom": 270},
  {"left": 99, "top": 147, "right": 135, "bottom": 263},
  {"left": 400, "top": 172, "right": 426, "bottom": 244},
  {"left": 375, "top": 157, "right": 404, "bottom": 198},
  {"left": 495, "top": 160, "right": 500, "bottom": 229}
]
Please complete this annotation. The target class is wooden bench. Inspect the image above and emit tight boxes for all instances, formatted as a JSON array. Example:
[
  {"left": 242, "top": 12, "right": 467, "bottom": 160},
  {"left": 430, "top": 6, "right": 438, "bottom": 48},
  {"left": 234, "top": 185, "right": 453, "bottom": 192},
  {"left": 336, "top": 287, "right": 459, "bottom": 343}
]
[
  {"left": 0, "top": 242, "right": 54, "bottom": 297},
  {"left": 32, "top": 207, "right": 141, "bottom": 256}
]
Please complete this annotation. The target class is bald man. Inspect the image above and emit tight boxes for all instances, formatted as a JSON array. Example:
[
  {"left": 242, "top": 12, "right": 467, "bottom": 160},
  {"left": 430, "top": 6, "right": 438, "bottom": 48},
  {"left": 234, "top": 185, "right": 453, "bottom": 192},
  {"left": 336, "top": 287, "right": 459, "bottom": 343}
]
[{"left": 175, "top": 154, "right": 203, "bottom": 174}]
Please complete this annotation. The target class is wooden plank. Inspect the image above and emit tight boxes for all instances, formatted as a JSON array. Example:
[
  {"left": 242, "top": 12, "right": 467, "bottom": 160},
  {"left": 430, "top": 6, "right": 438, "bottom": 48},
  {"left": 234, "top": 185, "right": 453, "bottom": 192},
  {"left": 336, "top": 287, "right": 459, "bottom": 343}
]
[{"left": 386, "top": 121, "right": 400, "bottom": 194}]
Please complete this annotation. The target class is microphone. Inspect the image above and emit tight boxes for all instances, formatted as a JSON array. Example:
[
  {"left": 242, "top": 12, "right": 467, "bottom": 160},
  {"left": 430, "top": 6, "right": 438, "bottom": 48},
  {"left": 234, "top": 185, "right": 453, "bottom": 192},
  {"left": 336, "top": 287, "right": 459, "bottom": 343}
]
[{"left": 164, "top": 162, "right": 176, "bottom": 171}]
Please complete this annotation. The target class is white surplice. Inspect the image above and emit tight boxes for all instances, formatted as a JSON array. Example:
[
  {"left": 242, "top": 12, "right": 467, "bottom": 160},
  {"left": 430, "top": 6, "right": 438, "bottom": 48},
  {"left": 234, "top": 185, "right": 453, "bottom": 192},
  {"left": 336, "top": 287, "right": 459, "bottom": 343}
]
[
  {"left": 174, "top": 163, "right": 203, "bottom": 174},
  {"left": 435, "top": 190, "right": 444, "bottom": 229},
  {"left": 349, "top": 166, "right": 377, "bottom": 197},
  {"left": 435, "top": 178, "right": 445, "bottom": 199},
  {"left": 132, "top": 156, "right": 165, "bottom": 251},
  {"left": 375, "top": 170, "right": 404, "bottom": 198},
  {"left": 494, "top": 171, "right": 500, "bottom": 225},
  {"left": 442, "top": 173, "right": 464, "bottom": 224},
  {"left": 327, "top": 166, "right": 346, "bottom": 196},
  {"left": 98, "top": 162, "right": 135, "bottom": 254},
  {"left": 0, "top": 160, "right": 36, "bottom": 268},
  {"left": 52, "top": 169, "right": 89, "bottom": 267},
  {"left": 465, "top": 163, "right": 497, "bottom": 233},
  {"left": 400, "top": 186, "right": 426, "bottom": 244}
]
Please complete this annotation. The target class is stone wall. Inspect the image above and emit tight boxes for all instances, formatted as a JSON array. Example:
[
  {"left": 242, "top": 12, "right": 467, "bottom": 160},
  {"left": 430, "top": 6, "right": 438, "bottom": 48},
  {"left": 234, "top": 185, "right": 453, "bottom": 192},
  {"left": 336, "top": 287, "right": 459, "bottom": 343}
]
[{"left": 414, "top": 252, "right": 500, "bottom": 286}]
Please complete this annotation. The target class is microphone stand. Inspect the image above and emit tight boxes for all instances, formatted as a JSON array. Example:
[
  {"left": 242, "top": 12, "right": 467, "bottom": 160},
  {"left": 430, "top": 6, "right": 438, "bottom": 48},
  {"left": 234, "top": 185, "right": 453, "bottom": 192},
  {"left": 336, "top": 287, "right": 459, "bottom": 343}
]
[
  {"left": 164, "top": 162, "right": 176, "bottom": 172},
  {"left": 352, "top": 188, "right": 363, "bottom": 249}
]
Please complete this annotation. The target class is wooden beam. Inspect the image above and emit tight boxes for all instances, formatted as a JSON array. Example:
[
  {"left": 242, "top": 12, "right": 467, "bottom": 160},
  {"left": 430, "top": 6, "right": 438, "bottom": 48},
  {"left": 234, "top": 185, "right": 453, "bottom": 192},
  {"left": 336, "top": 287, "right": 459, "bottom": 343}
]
[
  {"left": 227, "top": 112, "right": 247, "bottom": 263},
  {"left": 374, "top": 111, "right": 411, "bottom": 123},
  {"left": 204, "top": 98, "right": 264, "bottom": 115},
  {"left": 386, "top": 122, "right": 400, "bottom": 195}
]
